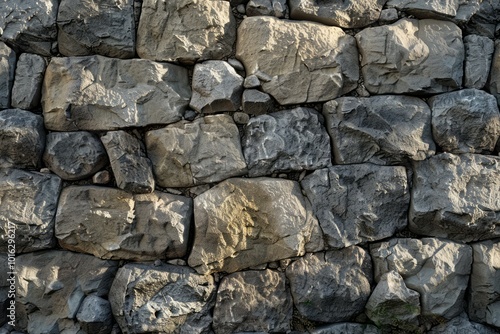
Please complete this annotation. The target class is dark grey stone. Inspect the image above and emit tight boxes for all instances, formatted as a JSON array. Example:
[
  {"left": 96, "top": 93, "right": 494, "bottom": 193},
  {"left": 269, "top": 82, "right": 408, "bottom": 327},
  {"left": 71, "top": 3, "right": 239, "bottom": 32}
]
[
  {"left": 242, "top": 89, "right": 273, "bottom": 115},
  {"left": 464, "top": 35, "right": 494, "bottom": 89},
  {"left": 76, "top": 295, "right": 113, "bottom": 334},
  {"left": 0, "top": 43, "right": 15, "bottom": 109},
  {"left": 11, "top": 53, "right": 46, "bottom": 110}
]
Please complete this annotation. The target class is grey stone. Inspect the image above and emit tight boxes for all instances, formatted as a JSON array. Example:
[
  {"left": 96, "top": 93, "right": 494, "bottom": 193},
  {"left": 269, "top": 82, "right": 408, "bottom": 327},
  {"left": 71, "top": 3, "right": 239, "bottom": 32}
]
[
  {"left": 244, "top": 75, "right": 261, "bottom": 89},
  {"left": 429, "top": 89, "right": 500, "bottom": 154},
  {"left": 379, "top": 8, "right": 399, "bottom": 23},
  {"left": 183, "top": 109, "right": 197, "bottom": 121},
  {"left": 371, "top": 238, "right": 472, "bottom": 319},
  {"left": 464, "top": 35, "right": 494, "bottom": 89},
  {"left": 301, "top": 164, "right": 409, "bottom": 249},
  {"left": 428, "top": 313, "right": 499, "bottom": 334},
  {"left": 386, "top": 0, "right": 481, "bottom": 21},
  {"left": 109, "top": 263, "right": 216, "bottom": 334},
  {"left": 213, "top": 270, "right": 292, "bottom": 333},
  {"left": 228, "top": 58, "right": 245, "bottom": 72},
  {"left": 246, "top": 0, "right": 288, "bottom": 18},
  {"left": 101, "top": 131, "right": 154, "bottom": 194},
  {"left": 0, "top": 43, "right": 15, "bottom": 109},
  {"left": 57, "top": 0, "right": 135, "bottom": 58},
  {"left": 242, "top": 89, "right": 273, "bottom": 115},
  {"left": 310, "top": 323, "right": 381, "bottom": 334},
  {"left": 466, "top": 0, "right": 500, "bottom": 38},
  {"left": 43, "top": 131, "right": 108, "bottom": 181},
  {"left": 11, "top": 53, "right": 46, "bottom": 110},
  {"left": 236, "top": 16, "right": 358, "bottom": 105},
  {"left": 356, "top": 19, "right": 464, "bottom": 95},
  {"left": 233, "top": 112, "right": 250, "bottom": 125},
  {"left": 323, "top": 96, "right": 435, "bottom": 165},
  {"left": 286, "top": 247, "right": 373, "bottom": 323},
  {"left": 243, "top": 108, "right": 331, "bottom": 177},
  {"left": 93, "top": 170, "right": 111, "bottom": 184},
  {"left": 410, "top": 153, "right": 500, "bottom": 242},
  {"left": 0, "top": 109, "right": 45, "bottom": 169},
  {"left": 188, "top": 177, "right": 324, "bottom": 274},
  {"left": 237, "top": 4, "right": 246, "bottom": 14},
  {"left": 190, "top": 61, "right": 244, "bottom": 113},
  {"left": 146, "top": 114, "right": 247, "bottom": 188},
  {"left": 489, "top": 40, "right": 500, "bottom": 106},
  {"left": 42, "top": 55, "right": 191, "bottom": 131},
  {"left": 136, "top": 0, "right": 235, "bottom": 64},
  {"left": 76, "top": 295, "right": 113, "bottom": 334},
  {"left": 55, "top": 186, "right": 192, "bottom": 260}
]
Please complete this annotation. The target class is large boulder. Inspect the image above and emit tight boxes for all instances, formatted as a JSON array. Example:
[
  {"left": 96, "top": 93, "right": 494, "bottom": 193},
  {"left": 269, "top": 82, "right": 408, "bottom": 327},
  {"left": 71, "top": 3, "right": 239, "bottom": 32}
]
[
  {"left": 386, "top": 0, "right": 481, "bottom": 21},
  {"left": 0, "top": 42, "right": 16, "bottom": 109},
  {"left": 464, "top": 35, "right": 494, "bottom": 89},
  {"left": 11, "top": 53, "right": 46, "bottom": 110}
]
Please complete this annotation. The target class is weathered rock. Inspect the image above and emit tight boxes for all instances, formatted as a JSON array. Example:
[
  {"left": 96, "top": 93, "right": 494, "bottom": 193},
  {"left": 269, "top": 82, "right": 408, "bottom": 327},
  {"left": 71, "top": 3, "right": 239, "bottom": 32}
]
[
  {"left": 386, "top": 0, "right": 481, "bottom": 21},
  {"left": 213, "top": 269, "right": 292, "bottom": 333},
  {"left": 323, "top": 96, "right": 435, "bottom": 165},
  {"left": 428, "top": 313, "right": 499, "bottom": 334},
  {"left": 101, "top": 131, "right": 154, "bottom": 194},
  {"left": 43, "top": 131, "right": 108, "bottom": 180},
  {"left": 465, "top": 0, "right": 500, "bottom": 37},
  {"left": 57, "top": 0, "right": 135, "bottom": 58},
  {"left": 236, "top": 16, "right": 358, "bottom": 105},
  {"left": 16, "top": 250, "right": 117, "bottom": 334},
  {"left": 410, "top": 153, "right": 500, "bottom": 242},
  {"left": 189, "top": 61, "right": 244, "bottom": 113},
  {"left": 246, "top": 0, "right": 288, "bottom": 18},
  {"left": 243, "top": 107, "right": 331, "bottom": 177},
  {"left": 289, "top": 0, "right": 385, "bottom": 28},
  {"left": 228, "top": 58, "right": 245, "bottom": 72},
  {"left": 286, "top": 247, "right": 372, "bottom": 323},
  {"left": 93, "top": 170, "right": 111, "bottom": 184},
  {"left": 310, "top": 323, "right": 381, "bottom": 334},
  {"left": 379, "top": 8, "right": 399, "bottom": 23},
  {"left": 0, "top": 43, "right": 16, "bottom": 109},
  {"left": 76, "top": 295, "right": 113, "bottom": 334},
  {"left": 371, "top": 238, "right": 472, "bottom": 319},
  {"left": 42, "top": 55, "right": 191, "bottom": 131},
  {"left": 429, "top": 89, "right": 500, "bottom": 154},
  {"left": 146, "top": 114, "right": 247, "bottom": 188},
  {"left": 242, "top": 89, "right": 273, "bottom": 115},
  {"left": 233, "top": 111, "right": 250, "bottom": 125},
  {"left": 0, "top": 109, "right": 45, "bottom": 169},
  {"left": 244, "top": 75, "right": 261, "bottom": 89},
  {"left": 464, "top": 35, "right": 494, "bottom": 89},
  {"left": 56, "top": 186, "right": 192, "bottom": 260},
  {"left": 489, "top": 40, "right": 500, "bottom": 105},
  {"left": 11, "top": 53, "right": 46, "bottom": 110},
  {"left": 356, "top": 19, "right": 464, "bottom": 95},
  {"left": 136, "top": 0, "right": 235, "bottom": 64},
  {"left": 188, "top": 177, "right": 324, "bottom": 274},
  {"left": 109, "top": 263, "right": 216, "bottom": 334},
  {"left": 301, "top": 164, "right": 409, "bottom": 249}
]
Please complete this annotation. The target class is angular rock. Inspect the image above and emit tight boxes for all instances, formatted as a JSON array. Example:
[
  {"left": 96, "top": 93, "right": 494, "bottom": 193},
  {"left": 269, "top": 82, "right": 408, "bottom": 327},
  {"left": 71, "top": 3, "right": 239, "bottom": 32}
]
[
  {"left": 136, "top": 0, "right": 235, "bottom": 64},
  {"left": 57, "top": 0, "right": 135, "bottom": 58},
  {"left": 0, "top": 109, "right": 45, "bottom": 169},
  {"left": 236, "top": 16, "right": 358, "bottom": 105},
  {"left": 286, "top": 247, "right": 372, "bottom": 323},
  {"left": 43, "top": 131, "right": 108, "bottom": 180},
  {"left": 466, "top": 0, "right": 500, "bottom": 38},
  {"left": 243, "top": 107, "right": 331, "bottom": 177},
  {"left": 379, "top": 8, "right": 399, "bottom": 23},
  {"left": 145, "top": 114, "right": 247, "bottom": 188},
  {"left": 213, "top": 269, "right": 292, "bottom": 333},
  {"left": 0, "top": 43, "right": 15, "bottom": 109},
  {"left": 386, "top": 0, "right": 481, "bottom": 21},
  {"left": 56, "top": 186, "right": 192, "bottom": 260},
  {"left": 244, "top": 75, "right": 261, "bottom": 89},
  {"left": 42, "top": 55, "right": 191, "bottom": 131},
  {"left": 109, "top": 263, "right": 216, "bottom": 334},
  {"left": 464, "top": 35, "right": 494, "bottom": 89},
  {"left": 310, "top": 323, "right": 381, "bottom": 334},
  {"left": 371, "top": 238, "right": 472, "bottom": 319},
  {"left": 242, "top": 89, "right": 273, "bottom": 115},
  {"left": 428, "top": 313, "right": 499, "bottom": 334},
  {"left": 101, "top": 131, "right": 154, "bottom": 194},
  {"left": 301, "top": 164, "right": 409, "bottom": 249},
  {"left": 11, "top": 53, "right": 46, "bottom": 110},
  {"left": 410, "top": 153, "right": 500, "bottom": 242},
  {"left": 489, "top": 40, "right": 500, "bottom": 105},
  {"left": 356, "top": 19, "right": 464, "bottom": 95},
  {"left": 76, "top": 295, "right": 113, "bottom": 334},
  {"left": 16, "top": 250, "right": 117, "bottom": 334},
  {"left": 246, "top": 0, "right": 288, "bottom": 18},
  {"left": 188, "top": 177, "right": 324, "bottom": 274},
  {"left": 190, "top": 61, "right": 243, "bottom": 113},
  {"left": 323, "top": 96, "right": 435, "bottom": 165}
]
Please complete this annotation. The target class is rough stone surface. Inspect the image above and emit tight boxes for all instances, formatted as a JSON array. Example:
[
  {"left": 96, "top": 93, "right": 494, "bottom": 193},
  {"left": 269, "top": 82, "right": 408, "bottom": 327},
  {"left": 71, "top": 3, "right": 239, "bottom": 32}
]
[
  {"left": 43, "top": 131, "right": 108, "bottom": 180},
  {"left": 146, "top": 114, "right": 247, "bottom": 188},
  {"left": 464, "top": 35, "right": 494, "bottom": 89},
  {"left": 11, "top": 53, "right": 46, "bottom": 110},
  {"left": 109, "top": 263, "right": 216, "bottom": 334},
  {"left": 323, "top": 96, "right": 435, "bottom": 165},
  {"left": 236, "top": 16, "right": 359, "bottom": 105},
  {"left": 379, "top": 8, "right": 399, "bottom": 23},
  {"left": 189, "top": 61, "right": 244, "bottom": 113},
  {"left": 244, "top": 75, "right": 261, "bottom": 89},
  {"left": 188, "top": 177, "right": 324, "bottom": 274},
  {"left": 489, "top": 40, "right": 500, "bottom": 106},
  {"left": 386, "top": 0, "right": 481, "bottom": 21},
  {"left": 136, "top": 0, "right": 235, "bottom": 64},
  {"left": 466, "top": 0, "right": 500, "bottom": 38},
  {"left": 76, "top": 295, "right": 113, "bottom": 334},
  {"left": 42, "top": 55, "right": 191, "bottom": 131},
  {"left": 310, "top": 323, "right": 381, "bottom": 334},
  {"left": 301, "top": 164, "right": 409, "bottom": 249},
  {"left": 243, "top": 107, "right": 331, "bottom": 177},
  {"left": 410, "top": 153, "right": 500, "bottom": 242},
  {"left": 356, "top": 19, "right": 464, "bottom": 95},
  {"left": 242, "top": 89, "right": 273, "bottom": 115},
  {"left": 246, "top": 0, "right": 288, "bottom": 18},
  {"left": 0, "top": 43, "right": 16, "bottom": 109},
  {"left": 428, "top": 313, "right": 500, "bottom": 333},
  {"left": 102, "top": 131, "right": 154, "bottom": 194},
  {"left": 371, "top": 238, "right": 472, "bottom": 319},
  {"left": 55, "top": 186, "right": 192, "bottom": 260},
  {"left": 286, "top": 247, "right": 372, "bottom": 323},
  {"left": 213, "top": 269, "right": 292, "bottom": 333}
]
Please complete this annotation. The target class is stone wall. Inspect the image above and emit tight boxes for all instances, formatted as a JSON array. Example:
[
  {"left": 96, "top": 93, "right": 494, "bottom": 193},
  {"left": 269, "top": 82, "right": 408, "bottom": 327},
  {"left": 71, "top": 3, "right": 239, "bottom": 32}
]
[{"left": 1, "top": 0, "right": 500, "bottom": 333}]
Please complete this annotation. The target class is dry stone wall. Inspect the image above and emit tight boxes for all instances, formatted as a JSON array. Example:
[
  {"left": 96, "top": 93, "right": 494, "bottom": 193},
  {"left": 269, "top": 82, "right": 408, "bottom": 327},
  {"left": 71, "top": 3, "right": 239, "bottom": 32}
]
[{"left": 1, "top": 0, "right": 500, "bottom": 333}]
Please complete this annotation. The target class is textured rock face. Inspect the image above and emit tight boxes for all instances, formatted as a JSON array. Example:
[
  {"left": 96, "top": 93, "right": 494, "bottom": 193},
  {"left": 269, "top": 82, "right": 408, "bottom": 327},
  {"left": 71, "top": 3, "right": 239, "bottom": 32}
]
[
  {"left": 242, "top": 89, "right": 273, "bottom": 114},
  {"left": 146, "top": 114, "right": 247, "bottom": 188},
  {"left": 286, "top": 247, "right": 373, "bottom": 323},
  {"left": 386, "top": 0, "right": 481, "bottom": 20},
  {"left": 76, "top": 295, "right": 113, "bottom": 334},
  {"left": 323, "top": 96, "right": 435, "bottom": 165},
  {"left": 42, "top": 55, "right": 191, "bottom": 131},
  {"left": 56, "top": 186, "right": 192, "bottom": 260},
  {"left": 464, "top": 35, "right": 494, "bottom": 89},
  {"left": 410, "top": 153, "right": 500, "bottom": 242},
  {"left": 356, "top": 19, "right": 464, "bottom": 94},
  {"left": 243, "top": 107, "right": 331, "bottom": 177},
  {"left": 301, "top": 164, "right": 409, "bottom": 249},
  {"left": 246, "top": 0, "right": 288, "bottom": 18},
  {"left": 311, "top": 323, "right": 381, "bottom": 334},
  {"left": 136, "top": 0, "right": 235, "bottom": 64},
  {"left": 213, "top": 269, "right": 292, "bottom": 333},
  {"left": 11, "top": 53, "right": 46, "bottom": 110},
  {"left": 188, "top": 178, "right": 323, "bottom": 274},
  {"left": 0, "top": 42, "right": 16, "bottom": 109},
  {"left": 428, "top": 313, "right": 500, "bottom": 334},
  {"left": 236, "top": 16, "right": 359, "bottom": 105},
  {"left": 489, "top": 40, "right": 500, "bottom": 105},
  {"left": 466, "top": 0, "right": 500, "bottom": 37},
  {"left": 109, "top": 263, "right": 216, "bottom": 334},
  {"left": 371, "top": 238, "right": 472, "bottom": 319}
]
